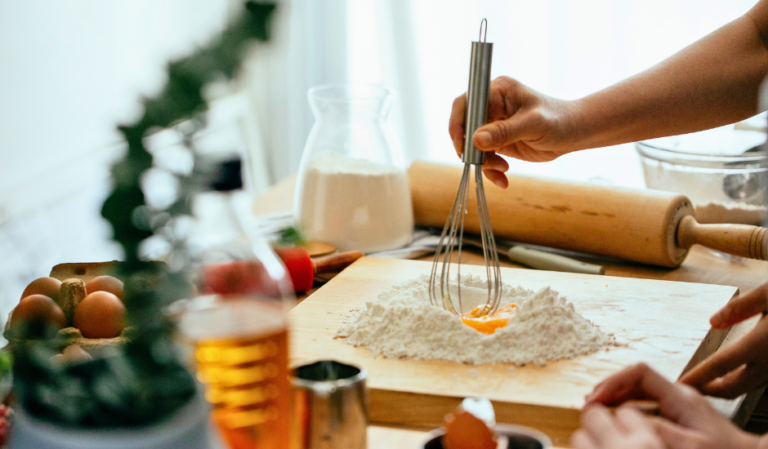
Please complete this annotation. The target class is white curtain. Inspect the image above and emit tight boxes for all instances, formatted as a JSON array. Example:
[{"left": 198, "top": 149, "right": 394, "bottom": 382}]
[
  {"left": 242, "top": 0, "right": 350, "bottom": 185},
  {"left": 347, "top": 1, "right": 431, "bottom": 165}
]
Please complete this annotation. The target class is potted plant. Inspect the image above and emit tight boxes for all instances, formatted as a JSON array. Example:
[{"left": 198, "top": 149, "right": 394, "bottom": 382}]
[{"left": 7, "top": 2, "right": 275, "bottom": 447}]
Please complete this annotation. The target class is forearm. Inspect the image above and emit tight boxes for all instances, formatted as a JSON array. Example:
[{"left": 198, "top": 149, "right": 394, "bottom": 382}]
[{"left": 571, "top": 3, "right": 768, "bottom": 150}]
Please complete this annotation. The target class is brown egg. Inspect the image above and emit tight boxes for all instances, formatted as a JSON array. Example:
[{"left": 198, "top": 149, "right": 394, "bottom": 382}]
[
  {"left": 443, "top": 410, "right": 497, "bottom": 449},
  {"left": 73, "top": 291, "right": 126, "bottom": 338},
  {"left": 85, "top": 276, "right": 124, "bottom": 299},
  {"left": 10, "top": 294, "right": 67, "bottom": 330},
  {"left": 21, "top": 277, "right": 62, "bottom": 302}
]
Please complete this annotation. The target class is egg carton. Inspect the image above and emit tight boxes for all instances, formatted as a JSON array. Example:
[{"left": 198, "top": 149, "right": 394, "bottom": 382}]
[{"left": 3, "top": 261, "right": 164, "bottom": 354}]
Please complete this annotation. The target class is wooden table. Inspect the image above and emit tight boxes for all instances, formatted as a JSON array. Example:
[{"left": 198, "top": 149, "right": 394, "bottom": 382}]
[{"left": 255, "top": 174, "right": 768, "bottom": 447}]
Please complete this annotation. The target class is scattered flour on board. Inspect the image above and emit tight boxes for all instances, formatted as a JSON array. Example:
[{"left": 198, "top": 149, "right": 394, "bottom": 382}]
[{"left": 335, "top": 274, "right": 617, "bottom": 365}]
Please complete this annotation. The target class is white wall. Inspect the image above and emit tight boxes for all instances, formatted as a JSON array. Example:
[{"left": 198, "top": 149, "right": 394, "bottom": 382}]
[{"left": 0, "top": 0, "right": 232, "bottom": 219}]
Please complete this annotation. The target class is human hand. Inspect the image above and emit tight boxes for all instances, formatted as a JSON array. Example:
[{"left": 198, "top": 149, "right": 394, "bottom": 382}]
[
  {"left": 679, "top": 284, "right": 768, "bottom": 398},
  {"left": 448, "top": 76, "right": 580, "bottom": 188},
  {"left": 572, "top": 404, "right": 664, "bottom": 449},
  {"left": 583, "top": 363, "right": 759, "bottom": 449}
]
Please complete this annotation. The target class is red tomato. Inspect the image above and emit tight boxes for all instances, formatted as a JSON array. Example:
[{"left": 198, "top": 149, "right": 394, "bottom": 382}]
[
  {"left": 73, "top": 291, "right": 126, "bottom": 338},
  {"left": 21, "top": 277, "right": 62, "bottom": 302},
  {"left": 85, "top": 276, "right": 124, "bottom": 299},
  {"left": 11, "top": 294, "right": 66, "bottom": 330}
]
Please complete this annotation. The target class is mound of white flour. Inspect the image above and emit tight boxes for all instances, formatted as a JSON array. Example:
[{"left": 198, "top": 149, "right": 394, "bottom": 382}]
[{"left": 335, "top": 275, "right": 615, "bottom": 365}]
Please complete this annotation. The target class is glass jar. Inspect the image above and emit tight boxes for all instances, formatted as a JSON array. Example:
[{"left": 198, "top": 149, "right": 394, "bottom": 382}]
[{"left": 294, "top": 84, "right": 414, "bottom": 253}]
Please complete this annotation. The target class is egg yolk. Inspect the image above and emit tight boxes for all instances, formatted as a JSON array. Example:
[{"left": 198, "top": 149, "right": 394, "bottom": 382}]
[{"left": 461, "top": 303, "right": 517, "bottom": 334}]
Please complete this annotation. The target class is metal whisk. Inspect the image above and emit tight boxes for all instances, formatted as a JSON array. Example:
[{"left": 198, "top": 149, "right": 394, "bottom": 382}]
[{"left": 429, "top": 19, "right": 502, "bottom": 316}]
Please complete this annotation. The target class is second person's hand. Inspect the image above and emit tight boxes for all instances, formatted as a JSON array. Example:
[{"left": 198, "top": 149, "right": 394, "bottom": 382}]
[
  {"left": 679, "top": 283, "right": 768, "bottom": 398},
  {"left": 448, "top": 76, "right": 581, "bottom": 188},
  {"left": 583, "top": 363, "right": 761, "bottom": 449},
  {"left": 572, "top": 404, "right": 665, "bottom": 449}
]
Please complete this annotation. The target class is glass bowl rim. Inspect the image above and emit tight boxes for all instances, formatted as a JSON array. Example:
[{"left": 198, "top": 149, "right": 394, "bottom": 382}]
[{"left": 635, "top": 140, "right": 768, "bottom": 164}]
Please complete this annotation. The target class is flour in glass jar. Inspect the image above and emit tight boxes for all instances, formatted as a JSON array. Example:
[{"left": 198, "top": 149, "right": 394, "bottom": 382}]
[
  {"left": 335, "top": 275, "right": 616, "bottom": 365},
  {"left": 296, "top": 153, "right": 413, "bottom": 253}
]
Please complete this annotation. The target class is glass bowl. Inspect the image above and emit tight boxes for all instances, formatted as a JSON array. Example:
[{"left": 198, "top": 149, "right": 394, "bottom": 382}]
[{"left": 635, "top": 126, "right": 767, "bottom": 224}]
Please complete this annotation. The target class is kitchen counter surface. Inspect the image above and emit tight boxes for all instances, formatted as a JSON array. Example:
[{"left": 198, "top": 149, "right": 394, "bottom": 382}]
[{"left": 255, "top": 173, "right": 768, "bottom": 447}]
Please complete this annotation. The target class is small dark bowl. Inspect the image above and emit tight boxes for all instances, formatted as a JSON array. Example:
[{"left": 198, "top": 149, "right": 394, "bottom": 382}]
[{"left": 424, "top": 424, "right": 552, "bottom": 449}]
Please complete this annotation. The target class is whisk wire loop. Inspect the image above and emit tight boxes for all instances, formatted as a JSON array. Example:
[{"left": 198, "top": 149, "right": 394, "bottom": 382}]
[{"left": 479, "top": 18, "right": 488, "bottom": 43}]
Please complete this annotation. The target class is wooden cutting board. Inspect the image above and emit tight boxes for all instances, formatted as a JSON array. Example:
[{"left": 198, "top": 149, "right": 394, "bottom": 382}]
[{"left": 289, "top": 257, "right": 737, "bottom": 446}]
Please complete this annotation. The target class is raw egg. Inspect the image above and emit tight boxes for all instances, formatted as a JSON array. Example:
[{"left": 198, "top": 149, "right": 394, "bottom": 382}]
[
  {"left": 461, "top": 303, "right": 517, "bottom": 335},
  {"left": 21, "top": 277, "right": 62, "bottom": 302},
  {"left": 10, "top": 294, "right": 66, "bottom": 330},
  {"left": 85, "top": 276, "right": 124, "bottom": 299},
  {"left": 74, "top": 291, "right": 126, "bottom": 338}
]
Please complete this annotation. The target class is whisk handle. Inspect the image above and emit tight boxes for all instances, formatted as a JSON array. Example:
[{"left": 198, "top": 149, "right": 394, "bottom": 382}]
[{"left": 462, "top": 39, "right": 493, "bottom": 166}]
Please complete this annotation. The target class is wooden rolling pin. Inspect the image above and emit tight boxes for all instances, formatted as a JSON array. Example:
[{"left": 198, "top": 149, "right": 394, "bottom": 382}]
[{"left": 409, "top": 161, "right": 768, "bottom": 267}]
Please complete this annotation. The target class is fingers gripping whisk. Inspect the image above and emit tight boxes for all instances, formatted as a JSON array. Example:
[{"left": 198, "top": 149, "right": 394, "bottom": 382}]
[{"left": 428, "top": 19, "right": 502, "bottom": 316}]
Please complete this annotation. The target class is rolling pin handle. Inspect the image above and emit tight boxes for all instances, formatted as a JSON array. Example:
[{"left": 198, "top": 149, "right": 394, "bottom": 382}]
[
  {"left": 677, "top": 215, "right": 768, "bottom": 261},
  {"left": 312, "top": 251, "right": 365, "bottom": 275}
]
